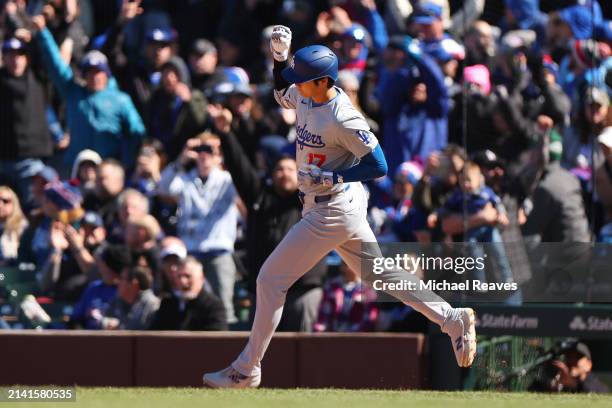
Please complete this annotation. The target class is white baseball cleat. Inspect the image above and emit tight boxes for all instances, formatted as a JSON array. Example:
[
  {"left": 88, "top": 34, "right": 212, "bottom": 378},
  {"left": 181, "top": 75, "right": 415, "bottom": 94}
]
[
  {"left": 442, "top": 307, "right": 477, "bottom": 367},
  {"left": 202, "top": 366, "right": 261, "bottom": 388}
]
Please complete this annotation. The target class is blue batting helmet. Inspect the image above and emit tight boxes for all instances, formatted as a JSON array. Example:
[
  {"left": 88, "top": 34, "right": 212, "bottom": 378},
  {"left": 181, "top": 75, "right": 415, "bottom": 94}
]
[{"left": 282, "top": 45, "right": 338, "bottom": 84}]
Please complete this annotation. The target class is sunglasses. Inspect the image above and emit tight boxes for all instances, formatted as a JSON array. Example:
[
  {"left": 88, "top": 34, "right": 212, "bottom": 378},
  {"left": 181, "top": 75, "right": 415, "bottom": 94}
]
[{"left": 193, "top": 144, "right": 218, "bottom": 155}]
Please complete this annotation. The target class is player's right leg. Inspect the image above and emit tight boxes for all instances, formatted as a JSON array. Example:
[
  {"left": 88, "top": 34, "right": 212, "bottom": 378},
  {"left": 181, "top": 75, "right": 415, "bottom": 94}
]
[{"left": 203, "top": 213, "right": 345, "bottom": 388}]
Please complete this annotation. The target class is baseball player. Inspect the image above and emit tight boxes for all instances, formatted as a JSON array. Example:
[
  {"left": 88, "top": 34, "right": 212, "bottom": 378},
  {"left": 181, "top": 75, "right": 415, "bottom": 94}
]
[{"left": 203, "top": 26, "right": 476, "bottom": 388}]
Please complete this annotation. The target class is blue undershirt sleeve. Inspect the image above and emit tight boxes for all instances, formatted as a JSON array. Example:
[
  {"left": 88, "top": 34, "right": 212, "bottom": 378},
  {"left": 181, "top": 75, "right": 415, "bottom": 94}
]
[{"left": 336, "top": 144, "right": 388, "bottom": 183}]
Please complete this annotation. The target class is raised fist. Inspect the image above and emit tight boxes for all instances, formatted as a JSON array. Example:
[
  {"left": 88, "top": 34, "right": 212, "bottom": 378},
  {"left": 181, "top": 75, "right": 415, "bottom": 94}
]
[{"left": 270, "top": 25, "right": 292, "bottom": 62}]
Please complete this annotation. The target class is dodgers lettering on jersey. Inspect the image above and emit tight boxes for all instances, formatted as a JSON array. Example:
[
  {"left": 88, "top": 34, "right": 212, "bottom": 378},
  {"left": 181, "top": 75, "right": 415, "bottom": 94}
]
[
  {"left": 274, "top": 85, "right": 379, "bottom": 195},
  {"left": 295, "top": 124, "right": 326, "bottom": 150}
]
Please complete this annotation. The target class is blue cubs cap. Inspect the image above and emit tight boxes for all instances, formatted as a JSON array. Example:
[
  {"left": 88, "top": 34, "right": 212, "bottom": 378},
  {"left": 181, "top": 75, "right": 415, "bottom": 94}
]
[
  {"left": 146, "top": 28, "right": 176, "bottom": 44},
  {"left": 423, "top": 38, "right": 465, "bottom": 62},
  {"left": 37, "top": 166, "right": 59, "bottom": 183},
  {"left": 411, "top": 3, "right": 443, "bottom": 25},
  {"left": 81, "top": 50, "right": 111, "bottom": 76},
  {"left": 282, "top": 45, "right": 338, "bottom": 84},
  {"left": 343, "top": 24, "right": 368, "bottom": 44},
  {"left": 2, "top": 38, "right": 26, "bottom": 53},
  {"left": 24, "top": 163, "right": 58, "bottom": 182}
]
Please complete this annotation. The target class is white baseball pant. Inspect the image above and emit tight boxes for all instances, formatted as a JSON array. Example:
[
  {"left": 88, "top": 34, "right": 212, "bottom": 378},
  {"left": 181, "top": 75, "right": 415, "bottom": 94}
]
[{"left": 232, "top": 183, "right": 452, "bottom": 377}]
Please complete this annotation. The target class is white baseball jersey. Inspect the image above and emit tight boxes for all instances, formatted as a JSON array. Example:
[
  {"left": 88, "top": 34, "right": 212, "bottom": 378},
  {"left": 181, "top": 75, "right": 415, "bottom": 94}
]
[{"left": 274, "top": 85, "right": 379, "bottom": 195}]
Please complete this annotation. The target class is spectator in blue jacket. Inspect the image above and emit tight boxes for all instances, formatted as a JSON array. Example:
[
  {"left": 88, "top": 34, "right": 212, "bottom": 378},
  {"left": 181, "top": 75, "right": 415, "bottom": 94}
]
[
  {"left": 378, "top": 41, "right": 449, "bottom": 175},
  {"left": 32, "top": 15, "right": 145, "bottom": 173}
]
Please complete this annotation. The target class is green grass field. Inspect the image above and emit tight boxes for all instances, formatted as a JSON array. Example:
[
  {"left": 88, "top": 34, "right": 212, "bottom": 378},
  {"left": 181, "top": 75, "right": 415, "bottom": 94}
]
[{"left": 3, "top": 388, "right": 611, "bottom": 408}]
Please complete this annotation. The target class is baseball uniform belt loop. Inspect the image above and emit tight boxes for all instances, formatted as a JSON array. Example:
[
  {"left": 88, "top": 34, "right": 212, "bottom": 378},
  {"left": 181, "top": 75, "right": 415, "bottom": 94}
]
[{"left": 298, "top": 184, "right": 350, "bottom": 205}]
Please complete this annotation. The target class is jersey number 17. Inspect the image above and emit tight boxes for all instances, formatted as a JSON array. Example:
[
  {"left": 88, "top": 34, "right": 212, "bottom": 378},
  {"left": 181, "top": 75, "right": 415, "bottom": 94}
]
[{"left": 307, "top": 153, "right": 327, "bottom": 167}]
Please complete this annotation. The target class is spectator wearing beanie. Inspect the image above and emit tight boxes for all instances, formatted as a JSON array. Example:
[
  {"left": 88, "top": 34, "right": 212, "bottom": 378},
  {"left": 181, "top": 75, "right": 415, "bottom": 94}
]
[{"left": 69, "top": 244, "right": 133, "bottom": 329}]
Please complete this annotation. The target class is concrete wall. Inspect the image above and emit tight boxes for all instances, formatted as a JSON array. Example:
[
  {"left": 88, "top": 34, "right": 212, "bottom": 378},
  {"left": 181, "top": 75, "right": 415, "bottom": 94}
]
[{"left": 0, "top": 331, "right": 426, "bottom": 389}]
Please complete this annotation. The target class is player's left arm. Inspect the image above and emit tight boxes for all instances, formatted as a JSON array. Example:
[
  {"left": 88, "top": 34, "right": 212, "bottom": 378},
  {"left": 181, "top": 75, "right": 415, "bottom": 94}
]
[
  {"left": 300, "top": 114, "right": 387, "bottom": 186},
  {"left": 335, "top": 144, "right": 387, "bottom": 183},
  {"left": 334, "top": 117, "right": 388, "bottom": 183}
]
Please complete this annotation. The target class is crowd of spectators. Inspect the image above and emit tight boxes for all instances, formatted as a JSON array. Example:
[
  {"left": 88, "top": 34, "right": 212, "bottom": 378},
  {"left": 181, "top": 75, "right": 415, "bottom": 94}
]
[{"left": 0, "top": 0, "right": 611, "bottom": 333}]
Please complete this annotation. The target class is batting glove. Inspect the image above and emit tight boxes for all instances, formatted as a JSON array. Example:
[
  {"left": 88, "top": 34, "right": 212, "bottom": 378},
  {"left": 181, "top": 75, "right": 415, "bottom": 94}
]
[
  {"left": 298, "top": 164, "right": 334, "bottom": 188},
  {"left": 270, "top": 25, "right": 292, "bottom": 62}
]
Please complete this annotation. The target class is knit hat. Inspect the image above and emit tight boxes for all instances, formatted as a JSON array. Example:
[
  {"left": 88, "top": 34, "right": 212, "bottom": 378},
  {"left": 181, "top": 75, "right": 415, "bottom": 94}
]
[
  {"left": 44, "top": 181, "right": 82, "bottom": 211},
  {"left": 463, "top": 65, "right": 491, "bottom": 95},
  {"left": 71, "top": 149, "right": 102, "bottom": 180},
  {"left": 100, "top": 245, "right": 133, "bottom": 274},
  {"left": 395, "top": 161, "right": 423, "bottom": 185}
]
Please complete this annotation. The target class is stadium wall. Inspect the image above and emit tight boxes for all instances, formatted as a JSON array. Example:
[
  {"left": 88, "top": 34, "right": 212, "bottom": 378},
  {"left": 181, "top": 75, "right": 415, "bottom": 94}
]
[{"left": 0, "top": 331, "right": 426, "bottom": 389}]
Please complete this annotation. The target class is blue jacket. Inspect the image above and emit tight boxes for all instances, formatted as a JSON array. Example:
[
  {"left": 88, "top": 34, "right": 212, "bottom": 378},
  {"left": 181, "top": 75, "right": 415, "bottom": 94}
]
[
  {"left": 379, "top": 53, "right": 448, "bottom": 175},
  {"left": 70, "top": 280, "right": 117, "bottom": 329},
  {"left": 37, "top": 28, "right": 145, "bottom": 170}
]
